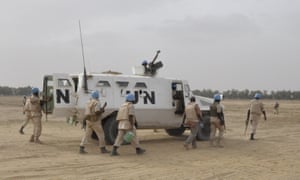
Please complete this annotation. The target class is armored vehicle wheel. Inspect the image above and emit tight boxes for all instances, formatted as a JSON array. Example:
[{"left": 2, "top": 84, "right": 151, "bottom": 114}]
[
  {"left": 165, "top": 125, "right": 185, "bottom": 136},
  {"left": 197, "top": 115, "right": 211, "bottom": 141},
  {"left": 103, "top": 115, "right": 118, "bottom": 145}
]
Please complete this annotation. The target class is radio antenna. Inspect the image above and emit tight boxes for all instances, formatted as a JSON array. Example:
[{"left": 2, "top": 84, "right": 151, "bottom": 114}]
[{"left": 78, "top": 20, "right": 88, "bottom": 93}]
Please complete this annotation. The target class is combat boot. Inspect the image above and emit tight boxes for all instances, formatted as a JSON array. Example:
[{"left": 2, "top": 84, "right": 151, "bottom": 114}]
[
  {"left": 250, "top": 133, "right": 255, "bottom": 140},
  {"left": 100, "top": 147, "right": 110, "bottom": 154},
  {"left": 136, "top": 147, "right": 146, "bottom": 155},
  {"left": 210, "top": 138, "right": 215, "bottom": 147},
  {"left": 34, "top": 138, "right": 43, "bottom": 144},
  {"left": 183, "top": 143, "right": 189, "bottom": 150},
  {"left": 29, "top": 135, "right": 34, "bottom": 142},
  {"left": 216, "top": 138, "right": 224, "bottom": 148},
  {"left": 19, "top": 126, "right": 24, "bottom": 134},
  {"left": 79, "top": 146, "right": 87, "bottom": 154},
  {"left": 111, "top": 146, "right": 119, "bottom": 156}
]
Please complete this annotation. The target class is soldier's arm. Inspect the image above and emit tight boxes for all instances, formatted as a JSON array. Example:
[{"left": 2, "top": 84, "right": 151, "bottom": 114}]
[
  {"left": 261, "top": 103, "right": 267, "bottom": 120},
  {"left": 263, "top": 110, "right": 267, "bottom": 121},
  {"left": 195, "top": 104, "right": 203, "bottom": 121},
  {"left": 247, "top": 109, "right": 250, "bottom": 121},
  {"left": 217, "top": 105, "right": 225, "bottom": 125},
  {"left": 129, "top": 115, "right": 135, "bottom": 126}
]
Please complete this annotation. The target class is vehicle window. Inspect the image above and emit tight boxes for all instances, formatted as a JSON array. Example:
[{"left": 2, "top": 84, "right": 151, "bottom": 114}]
[
  {"left": 57, "top": 79, "right": 71, "bottom": 87},
  {"left": 97, "top": 80, "right": 111, "bottom": 87},
  {"left": 135, "top": 82, "right": 147, "bottom": 88},
  {"left": 116, "top": 81, "right": 129, "bottom": 87},
  {"left": 184, "top": 84, "right": 190, "bottom": 97}
]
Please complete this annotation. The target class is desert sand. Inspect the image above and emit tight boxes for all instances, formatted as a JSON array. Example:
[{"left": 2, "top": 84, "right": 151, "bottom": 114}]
[{"left": 0, "top": 96, "right": 300, "bottom": 180}]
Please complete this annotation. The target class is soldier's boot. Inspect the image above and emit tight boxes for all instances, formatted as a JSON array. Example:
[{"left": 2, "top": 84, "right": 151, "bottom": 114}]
[
  {"left": 79, "top": 146, "right": 87, "bottom": 154},
  {"left": 29, "top": 135, "right": 34, "bottom": 142},
  {"left": 34, "top": 137, "right": 43, "bottom": 144},
  {"left": 100, "top": 147, "right": 110, "bottom": 154},
  {"left": 216, "top": 138, "right": 224, "bottom": 148},
  {"left": 136, "top": 147, "right": 146, "bottom": 155},
  {"left": 210, "top": 138, "right": 215, "bottom": 147},
  {"left": 111, "top": 146, "right": 119, "bottom": 156},
  {"left": 19, "top": 126, "right": 25, "bottom": 134},
  {"left": 250, "top": 133, "right": 255, "bottom": 140},
  {"left": 183, "top": 143, "right": 189, "bottom": 150}
]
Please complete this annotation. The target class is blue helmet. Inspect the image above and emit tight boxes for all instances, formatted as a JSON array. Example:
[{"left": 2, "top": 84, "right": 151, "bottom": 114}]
[
  {"left": 91, "top": 90, "right": 100, "bottom": 99},
  {"left": 126, "top": 93, "right": 135, "bottom": 102},
  {"left": 214, "top": 94, "right": 221, "bottom": 101},
  {"left": 254, "top": 93, "right": 261, "bottom": 99},
  {"left": 31, "top": 87, "right": 39, "bottom": 94},
  {"left": 142, "top": 60, "right": 148, "bottom": 65}
]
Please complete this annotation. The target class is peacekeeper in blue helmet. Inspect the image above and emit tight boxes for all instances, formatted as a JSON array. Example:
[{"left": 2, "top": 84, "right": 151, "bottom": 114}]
[
  {"left": 27, "top": 87, "right": 43, "bottom": 143},
  {"left": 79, "top": 90, "right": 110, "bottom": 154},
  {"left": 111, "top": 93, "right": 146, "bottom": 156},
  {"left": 247, "top": 93, "right": 267, "bottom": 140},
  {"left": 210, "top": 94, "right": 225, "bottom": 147}
]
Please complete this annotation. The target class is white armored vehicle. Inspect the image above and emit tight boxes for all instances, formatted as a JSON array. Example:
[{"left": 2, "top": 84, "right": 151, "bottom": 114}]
[{"left": 42, "top": 51, "right": 213, "bottom": 144}]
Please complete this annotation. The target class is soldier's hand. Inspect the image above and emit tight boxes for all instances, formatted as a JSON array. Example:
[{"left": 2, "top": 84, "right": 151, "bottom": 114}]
[{"left": 264, "top": 116, "right": 267, "bottom": 121}]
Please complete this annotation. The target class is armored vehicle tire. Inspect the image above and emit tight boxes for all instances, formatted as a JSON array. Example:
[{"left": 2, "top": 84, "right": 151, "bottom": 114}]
[
  {"left": 197, "top": 115, "right": 211, "bottom": 141},
  {"left": 103, "top": 115, "right": 118, "bottom": 145},
  {"left": 90, "top": 118, "right": 117, "bottom": 145},
  {"left": 165, "top": 125, "right": 185, "bottom": 136}
]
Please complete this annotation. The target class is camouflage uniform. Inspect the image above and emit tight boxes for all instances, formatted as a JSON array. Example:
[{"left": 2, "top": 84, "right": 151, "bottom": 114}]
[
  {"left": 183, "top": 102, "right": 202, "bottom": 149},
  {"left": 19, "top": 98, "right": 32, "bottom": 134},
  {"left": 274, "top": 101, "right": 279, "bottom": 114},
  {"left": 80, "top": 99, "right": 109, "bottom": 153},
  {"left": 111, "top": 101, "right": 145, "bottom": 155},
  {"left": 210, "top": 102, "right": 224, "bottom": 147},
  {"left": 249, "top": 99, "right": 265, "bottom": 136},
  {"left": 29, "top": 95, "right": 43, "bottom": 143}
]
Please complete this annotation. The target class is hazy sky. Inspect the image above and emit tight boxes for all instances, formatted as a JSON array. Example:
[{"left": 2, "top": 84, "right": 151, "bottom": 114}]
[{"left": 1, "top": 0, "right": 299, "bottom": 91}]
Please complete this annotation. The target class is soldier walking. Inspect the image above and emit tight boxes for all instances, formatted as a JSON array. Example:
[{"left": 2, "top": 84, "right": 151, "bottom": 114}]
[
  {"left": 183, "top": 96, "right": 202, "bottom": 150},
  {"left": 79, "top": 90, "right": 110, "bottom": 154},
  {"left": 210, "top": 94, "right": 225, "bottom": 147},
  {"left": 19, "top": 96, "right": 32, "bottom": 134},
  {"left": 273, "top": 101, "right": 279, "bottom": 115},
  {"left": 111, "top": 93, "right": 146, "bottom": 156},
  {"left": 28, "top": 88, "right": 43, "bottom": 144},
  {"left": 247, "top": 93, "right": 267, "bottom": 140}
]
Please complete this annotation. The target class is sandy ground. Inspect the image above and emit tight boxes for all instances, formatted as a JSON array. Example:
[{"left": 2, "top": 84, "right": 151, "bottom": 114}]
[{"left": 1, "top": 96, "right": 300, "bottom": 180}]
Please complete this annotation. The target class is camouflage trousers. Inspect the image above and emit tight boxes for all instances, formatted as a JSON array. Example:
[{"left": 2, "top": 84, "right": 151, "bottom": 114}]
[
  {"left": 113, "top": 128, "right": 140, "bottom": 148},
  {"left": 32, "top": 115, "right": 42, "bottom": 140},
  {"left": 80, "top": 120, "right": 106, "bottom": 147},
  {"left": 184, "top": 124, "right": 199, "bottom": 148},
  {"left": 210, "top": 117, "right": 224, "bottom": 146}
]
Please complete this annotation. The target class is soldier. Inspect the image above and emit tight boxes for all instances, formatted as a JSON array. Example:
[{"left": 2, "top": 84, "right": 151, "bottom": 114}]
[
  {"left": 19, "top": 96, "right": 31, "bottom": 134},
  {"left": 79, "top": 90, "right": 110, "bottom": 154},
  {"left": 141, "top": 60, "right": 151, "bottom": 75},
  {"left": 273, "top": 101, "right": 279, "bottom": 115},
  {"left": 183, "top": 96, "right": 202, "bottom": 150},
  {"left": 210, "top": 94, "right": 225, "bottom": 147},
  {"left": 111, "top": 93, "right": 146, "bottom": 156},
  {"left": 28, "top": 87, "right": 43, "bottom": 144},
  {"left": 247, "top": 93, "right": 267, "bottom": 140}
]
